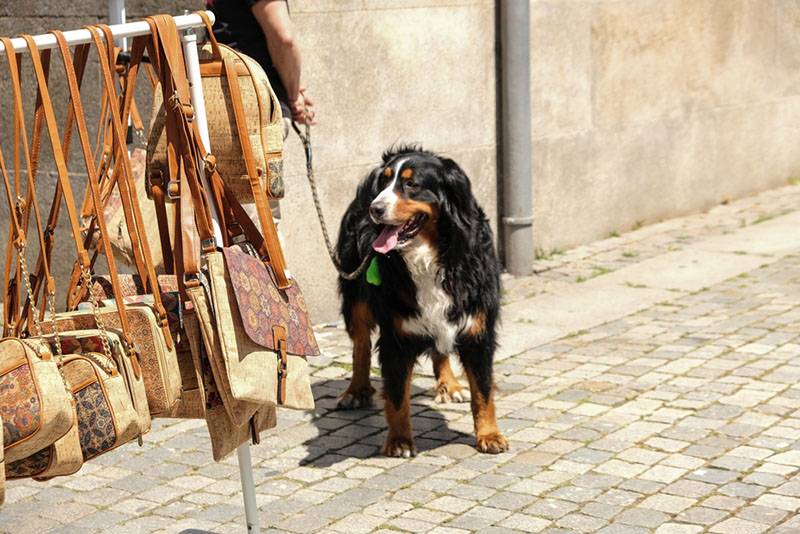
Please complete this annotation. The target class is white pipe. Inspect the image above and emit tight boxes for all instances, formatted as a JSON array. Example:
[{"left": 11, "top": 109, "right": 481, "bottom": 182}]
[
  {"left": 237, "top": 444, "right": 261, "bottom": 534},
  {"left": 0, "top": 12, "right": 214, "bottom": 53},
  {"left": 181, "top": 25, "right": 260, "bottom": 534},
  {"left": 181, "top": 30, "right": 223, "bottom": 245},
  {"left": 107, "top": 0, "right": 128, "bottom": 51}
]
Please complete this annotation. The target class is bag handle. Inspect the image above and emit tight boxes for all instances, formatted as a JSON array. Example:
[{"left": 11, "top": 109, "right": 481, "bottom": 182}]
[
  {"left": 36, "top": 31, "right": 141, "bottom": 376},
  {"left": 195, "top": 10, "right": 222, "bottom": 62},
  {"left": 220, "top": 54, "right": 291, "bottom": 288},
  {"left": 0, "top": 38, "right": 58, "bottom": 339},
  {"left": 27, "top": 44, "right": 92, "bottom": 326},
  {"left": 80, "top": 24, "right": 174, "bottom": 349}
]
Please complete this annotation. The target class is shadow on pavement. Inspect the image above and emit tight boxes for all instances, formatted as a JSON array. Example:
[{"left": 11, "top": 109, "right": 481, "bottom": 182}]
[{"left": 299, "top": 377, "right": 470, "bottom": 468}]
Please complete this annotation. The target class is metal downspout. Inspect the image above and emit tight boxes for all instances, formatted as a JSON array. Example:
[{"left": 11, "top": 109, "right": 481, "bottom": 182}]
[{"left": 500, "top": 0, "right": 534, "bottom": 275}]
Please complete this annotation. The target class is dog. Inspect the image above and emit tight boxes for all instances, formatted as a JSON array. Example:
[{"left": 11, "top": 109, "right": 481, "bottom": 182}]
[{"left": 335, "top": 145, "right": 508, "bottom": 456}]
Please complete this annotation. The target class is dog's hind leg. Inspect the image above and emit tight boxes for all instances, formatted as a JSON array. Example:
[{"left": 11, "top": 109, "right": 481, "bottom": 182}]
[
  {"left": 431, "top": 352, "right": 469, "bottom": 404},
  {"left": 337, "top": 301, "right": 377, "bottom": 410},
  {"left": 458, "top": 342, "right": 509, "bottom": 454}
]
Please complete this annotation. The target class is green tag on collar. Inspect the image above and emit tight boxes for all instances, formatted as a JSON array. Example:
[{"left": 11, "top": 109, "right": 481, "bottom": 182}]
[{"left": 366, "top": 256, "right": 382, "bottom": 286}]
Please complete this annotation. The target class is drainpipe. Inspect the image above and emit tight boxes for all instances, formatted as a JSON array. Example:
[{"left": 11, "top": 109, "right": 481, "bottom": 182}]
[{"left": 500, "top": 0, "right": 534, "bottom": 275}]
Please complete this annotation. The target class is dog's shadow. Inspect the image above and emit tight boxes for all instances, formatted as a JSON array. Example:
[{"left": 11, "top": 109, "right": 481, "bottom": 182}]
[{"left": 298, "top": 377, "right": 472, "bottom": 468}]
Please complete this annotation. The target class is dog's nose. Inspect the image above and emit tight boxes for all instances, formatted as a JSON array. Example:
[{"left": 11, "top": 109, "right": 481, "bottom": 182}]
[{"left": 369, "top": 203, "right": 386, "bottom": 221}]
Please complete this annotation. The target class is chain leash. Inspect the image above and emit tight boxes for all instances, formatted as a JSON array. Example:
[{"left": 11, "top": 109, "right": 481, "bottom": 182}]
[{"left": 291, "top": 117, "right": 374, "bottom": 281}]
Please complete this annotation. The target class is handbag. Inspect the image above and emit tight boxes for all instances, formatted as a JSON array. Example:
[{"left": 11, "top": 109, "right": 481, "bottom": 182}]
[
  {"left": 50, "top": 26, "right": 183, "bottom": 418},
  {"left": 148, "top": 11, "right": 285, "bottom": 203},
  {"left": 0, "top": 337, "right": 75, "bottom": 464},
  {"left": 0, "top": 38, "right": 77, "bottom": 466},
  {"left": 183, "top": 309, "right": 276, "bottom": 460}
]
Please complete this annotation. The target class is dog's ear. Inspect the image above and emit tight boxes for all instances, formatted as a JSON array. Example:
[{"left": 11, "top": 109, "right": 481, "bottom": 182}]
[
  {"left": 357, "top": 165, "right": 385, "bottom": 205},
  {"left": 438, "top": 157, "right": 478, "bottom": 235}
]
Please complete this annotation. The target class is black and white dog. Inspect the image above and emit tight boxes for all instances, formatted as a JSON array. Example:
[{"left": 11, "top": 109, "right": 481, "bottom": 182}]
[{"left": 336, "top": 146, "right": 508, "bottom": 456}]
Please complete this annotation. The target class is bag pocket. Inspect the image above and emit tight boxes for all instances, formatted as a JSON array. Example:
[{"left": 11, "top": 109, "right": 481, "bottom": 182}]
[{"left": 222, "top": 246, "right": 317, "bottom": 410}]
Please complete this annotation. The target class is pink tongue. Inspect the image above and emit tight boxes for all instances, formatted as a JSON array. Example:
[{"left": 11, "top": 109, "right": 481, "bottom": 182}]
[{"left": 373, "top": 225, "right": 402, "bottom": 254}]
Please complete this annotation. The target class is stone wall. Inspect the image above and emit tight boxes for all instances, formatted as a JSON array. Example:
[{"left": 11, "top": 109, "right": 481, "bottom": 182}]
[{"left": 531, "top": 0, "right": 800, "bottom": 254}]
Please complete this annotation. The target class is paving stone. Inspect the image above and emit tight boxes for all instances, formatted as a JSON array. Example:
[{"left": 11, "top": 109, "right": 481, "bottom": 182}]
[{"left": 709, "top": 517, "right": 769, "bottom": 534}]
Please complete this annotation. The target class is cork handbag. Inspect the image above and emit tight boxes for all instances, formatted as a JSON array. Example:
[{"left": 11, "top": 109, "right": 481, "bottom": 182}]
[
  {"left": 0, "top": 42, "right": 76, "bottom": 464},
  {"left": 54, "top": 25, "right": 183, "bottom": 419},
  {"left": 147, "top": 10, "right": 285, "bottom": 203},
  {"left": 0, "top": 338, "right": 75, "bottom": 464},
  {"left": 183, "top": 310, "right": 277, "bottom": 461}
]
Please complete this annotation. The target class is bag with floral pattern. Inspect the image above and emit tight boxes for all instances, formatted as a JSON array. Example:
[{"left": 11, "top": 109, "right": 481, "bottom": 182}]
[
  {"left": 5, "top": 329, "right": 149, "bottom": 480},
  {"left": 0, "top": 338, "right": 75, "bottom": 464}
]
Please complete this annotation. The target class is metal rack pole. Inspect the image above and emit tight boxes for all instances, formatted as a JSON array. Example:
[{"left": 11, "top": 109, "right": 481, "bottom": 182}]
[{"left": 181, "top": 22, "right": 262, "bottom": 534}]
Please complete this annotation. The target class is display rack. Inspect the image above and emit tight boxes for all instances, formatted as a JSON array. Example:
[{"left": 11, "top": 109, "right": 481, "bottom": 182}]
[{"left": 0, "top": 11, "right": 262, "bottom": 534}]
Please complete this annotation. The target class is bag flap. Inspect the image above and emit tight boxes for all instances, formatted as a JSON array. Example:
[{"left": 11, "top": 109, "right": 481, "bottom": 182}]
[{"left": 222, "top": 246, "right": 320, "bottom": 357}]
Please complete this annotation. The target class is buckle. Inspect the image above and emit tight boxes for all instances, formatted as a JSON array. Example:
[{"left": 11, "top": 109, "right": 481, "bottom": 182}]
[
  {"left": 168, "top": 91, "right": 194, "bottom": 121},
  {"left": 203, "top": 153, "right": 217, "bottom": 174},
  {"left": 201, "top": 238, "right": 216, "bottom": 253},
  {"left": 166, "top": 180, "right": 180, "bottom": 201},
  {"left": 183, "top": 274, "right": 201, "bottom": 289}
]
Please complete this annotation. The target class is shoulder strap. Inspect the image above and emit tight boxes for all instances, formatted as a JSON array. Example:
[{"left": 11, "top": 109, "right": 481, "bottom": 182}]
[{"left": 221, "top": 53, "right": 290, "bottom": 288}]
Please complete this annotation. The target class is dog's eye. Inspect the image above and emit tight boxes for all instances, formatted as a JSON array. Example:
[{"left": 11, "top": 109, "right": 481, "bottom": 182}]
[{"left": 403, "top": 180, "right": 420, "bottom": 193}]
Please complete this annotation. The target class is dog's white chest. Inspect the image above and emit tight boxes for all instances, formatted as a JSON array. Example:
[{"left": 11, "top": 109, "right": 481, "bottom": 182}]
[{"left": 400, "top": 243, "right": 464, "bottom": 354}]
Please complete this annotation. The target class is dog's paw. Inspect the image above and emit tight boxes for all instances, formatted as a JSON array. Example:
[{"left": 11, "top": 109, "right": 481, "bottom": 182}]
[
  {"left": 382, "top": 436, "right": 417, "bottom": 458},
  {"left": 336, "top": 385, "right": 376, "bottom": 410},
  {"left": 434, "top": 381, "right": 470, "bottom": 404},
  {"left": 476, "top": 432, "right": 509, "bottom": 454}
]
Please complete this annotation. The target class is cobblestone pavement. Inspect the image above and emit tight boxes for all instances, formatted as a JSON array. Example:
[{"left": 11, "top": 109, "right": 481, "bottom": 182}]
[{"left": 2, "top": 184, "right": 800, "bottom": 533}]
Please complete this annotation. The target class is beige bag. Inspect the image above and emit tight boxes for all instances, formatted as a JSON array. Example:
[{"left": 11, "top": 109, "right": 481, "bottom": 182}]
[
  {"left": 44, "top": 303, "right": 180, "bottom": 418},
  {"left": 0, "top": 338, "right": 76, "bottom": 464},
  {"left": 183, "top": 308, "right": 277, "bottom": 461},
  {"left": 164, "top": 309, "right": 206, "bottom": 419},
  {"left": 147, "top": 12, "right": 285, "bottom": 203}
]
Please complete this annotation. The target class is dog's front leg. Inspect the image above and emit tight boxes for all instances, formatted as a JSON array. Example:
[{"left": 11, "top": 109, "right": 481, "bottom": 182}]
[{"left": 379, "top": 337, "right": 417, "bottom": 458}]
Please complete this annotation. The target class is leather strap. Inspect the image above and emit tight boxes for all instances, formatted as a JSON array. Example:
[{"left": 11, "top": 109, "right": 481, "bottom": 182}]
[
  {"left": 43, "top": 31, "right": 138, "bottom": 367},
  {"left": 273, "top": 325, "right": 288, "bottom": 405},
  {"left": 83, "top": 25, "right": 174, "bottom": 349},
  {"left": 221, "top": 54, "right": 290, "bottom": 288},
  {"left": 0, "top": 38, "right": 56, "bottom": 336}
]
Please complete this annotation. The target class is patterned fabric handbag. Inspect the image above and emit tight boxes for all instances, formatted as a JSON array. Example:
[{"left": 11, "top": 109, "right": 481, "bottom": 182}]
[
  {"left": 44, "top": 302, "right": 179, "bottom": 419},
  {"left": 0, "top": 338, "right": 75, "bottom": 464},
  {"left": 5, "top": 329, "right": 149, "bottom": 480}
]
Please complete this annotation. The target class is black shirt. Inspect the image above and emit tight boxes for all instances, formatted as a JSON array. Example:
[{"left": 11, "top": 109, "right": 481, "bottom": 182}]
[{"left": 206, "top": 0, "right": 291, "bottom": 117}]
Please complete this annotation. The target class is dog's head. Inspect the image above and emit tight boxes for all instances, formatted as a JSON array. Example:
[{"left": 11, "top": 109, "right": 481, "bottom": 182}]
[{"left": 367, "top": 146, "right": 477, "bottom": 254}]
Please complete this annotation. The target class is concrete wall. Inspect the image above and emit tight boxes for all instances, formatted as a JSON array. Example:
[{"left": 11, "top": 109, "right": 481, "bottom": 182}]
[
  {"left": 531, "top": 0, "right": 800, "bottom": 253},
  {"left": 282, "top": 0, "right": 497, "bottom": 323}
]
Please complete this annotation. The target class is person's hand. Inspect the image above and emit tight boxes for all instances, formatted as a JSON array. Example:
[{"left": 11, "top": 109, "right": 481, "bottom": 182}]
[{"left": 290, "top": 87, "right": 317, "bottom": 125}]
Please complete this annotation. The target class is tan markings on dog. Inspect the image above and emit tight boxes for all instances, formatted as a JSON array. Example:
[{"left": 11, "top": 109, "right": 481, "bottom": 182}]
[
  {"left": 394, "top": 198, "right": 435, "bottom": 220},
  {"left": 401, "top": 168, "right": 413, "bottom": 180},
  {"left": 384, "top": 167, "right": 393, "bottom": 177},
  {"left": 339, "top": 302, "right": 376, "bottom": 409},
  {"left": 466, "top": 312, "right": 486, "bottom": 337},
  {"left": 432, "top": 353, "right": 467, "bottom": 403},
  {"left": 382, "top": 364, "right": 416, "bottom": 457},
  {"left": 393, "top": 315, "right": 412, "bottom": 337},
  {"left": 464, "top": 369, "right": 509, "bottom": 454}
]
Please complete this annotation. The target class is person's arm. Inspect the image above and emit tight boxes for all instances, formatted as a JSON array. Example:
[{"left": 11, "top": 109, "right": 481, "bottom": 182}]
[{"left": 251, "top": 0, "right": 316, "bottom": 124}]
